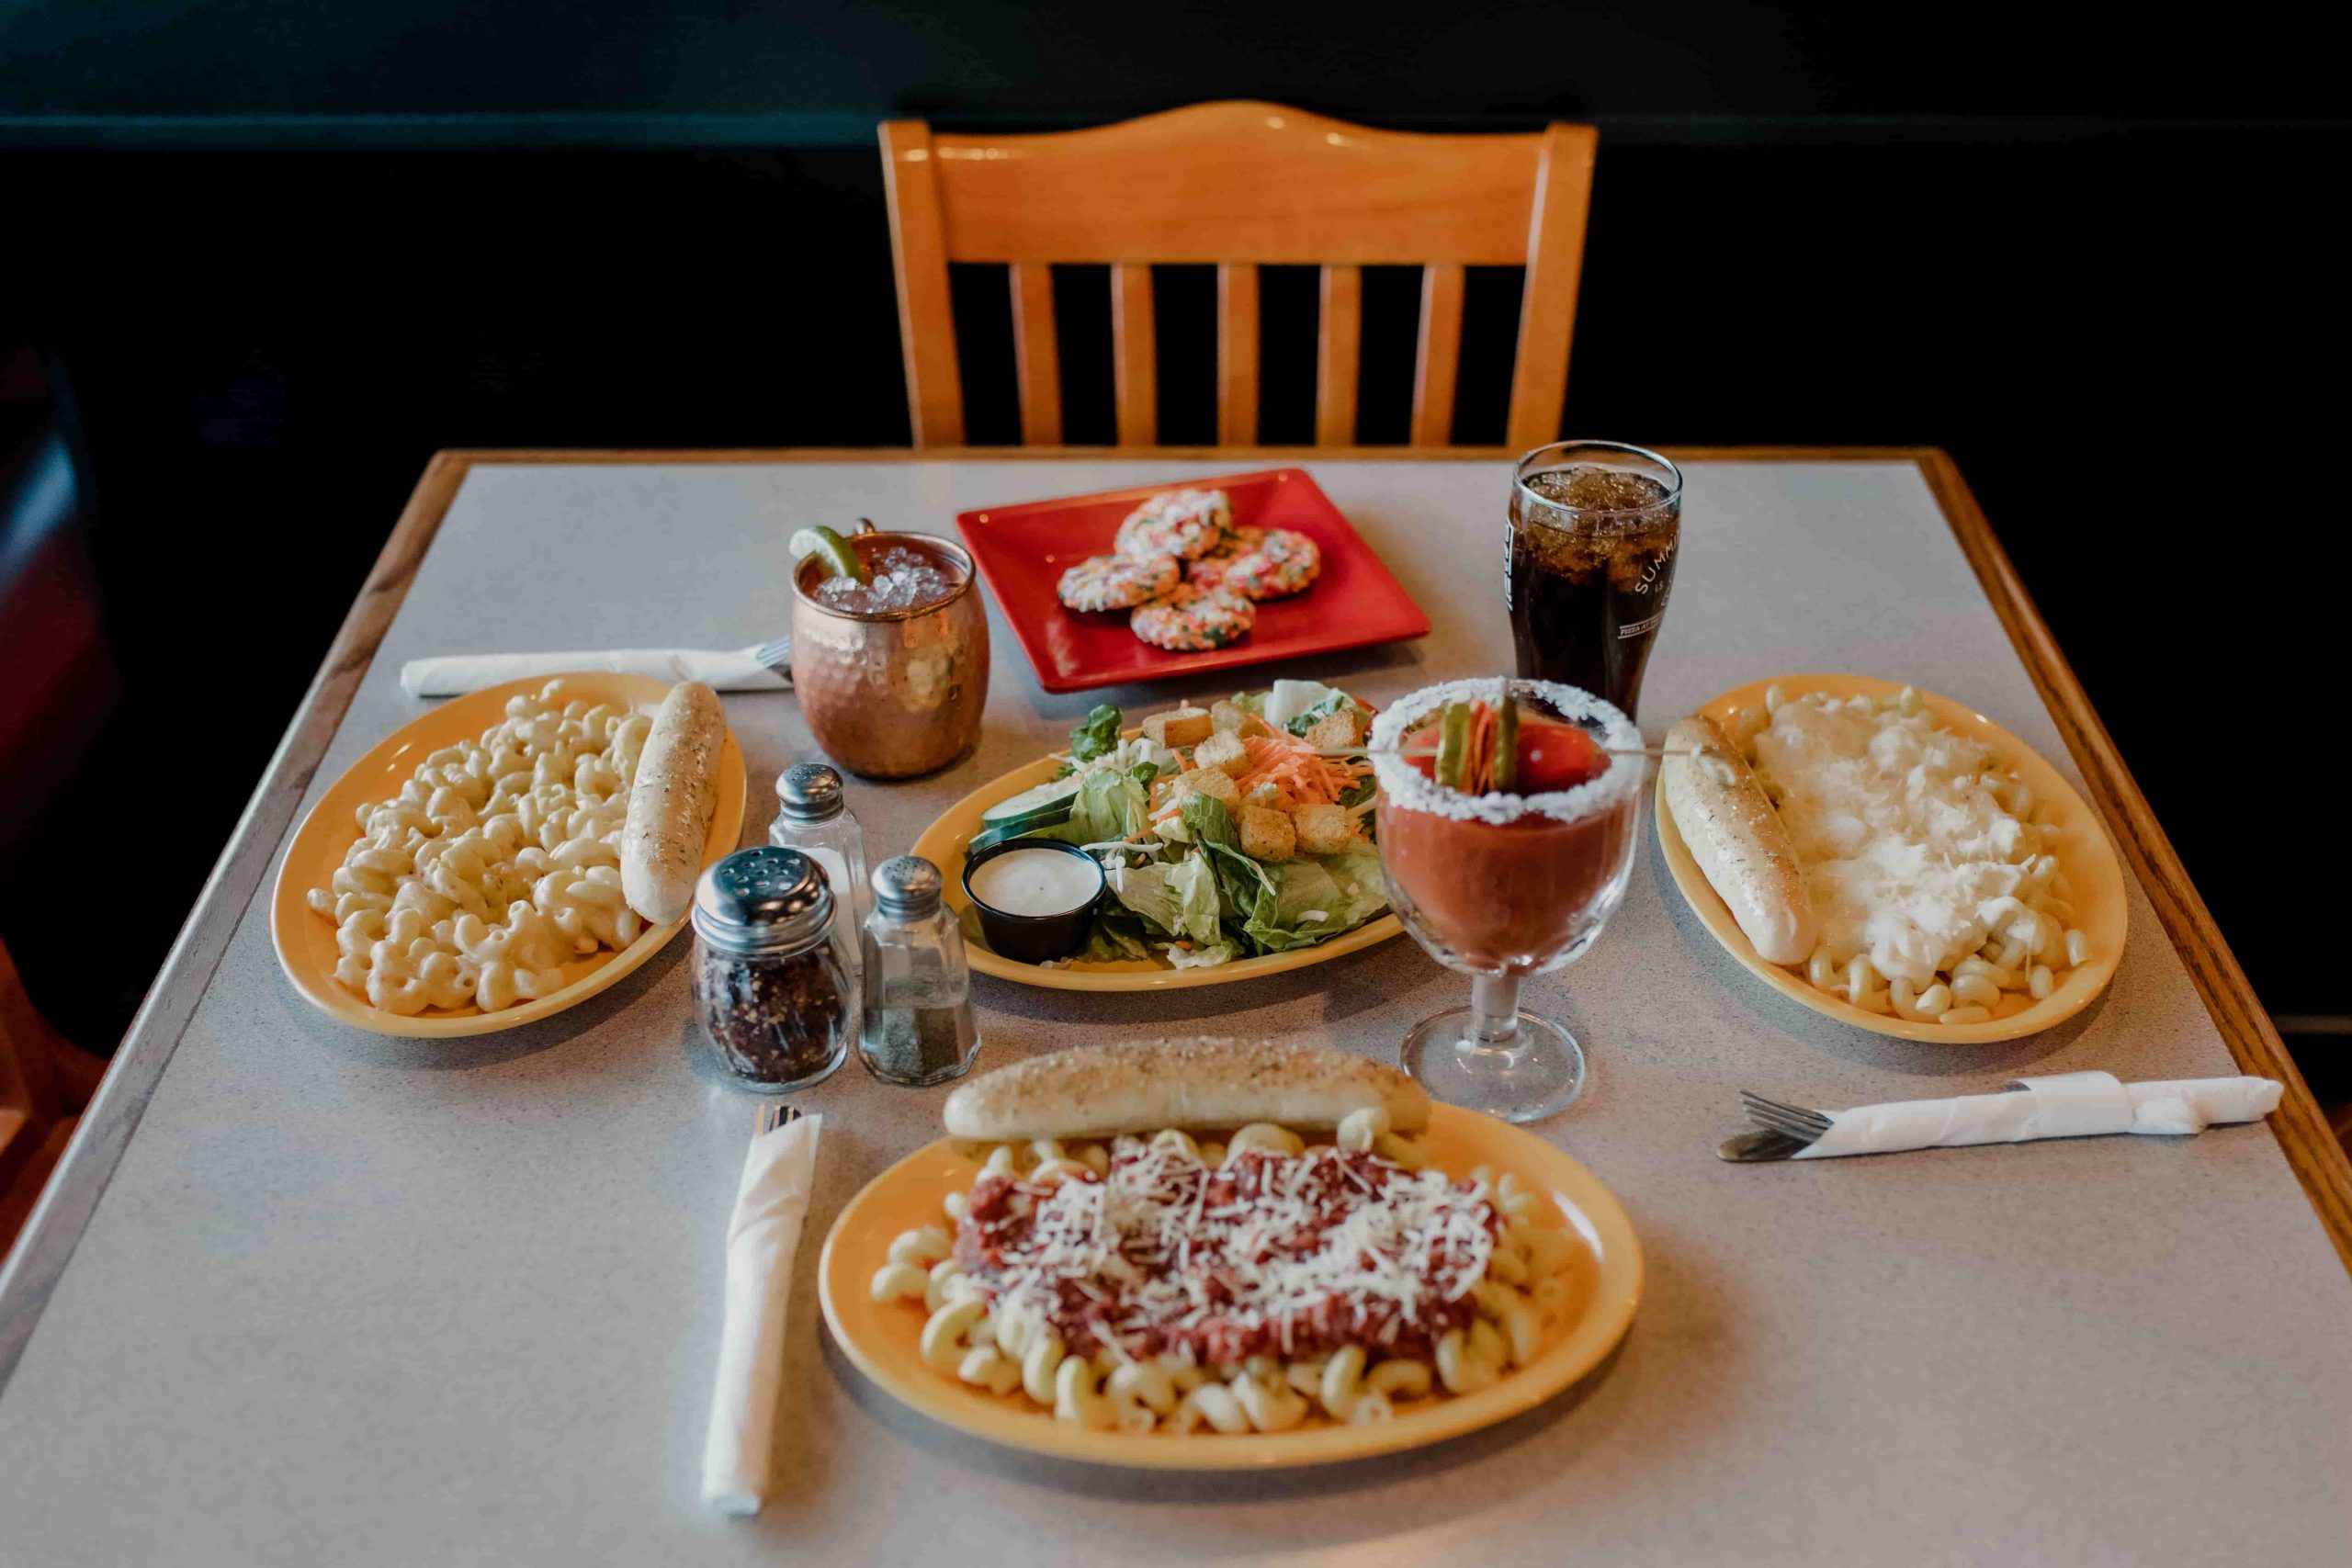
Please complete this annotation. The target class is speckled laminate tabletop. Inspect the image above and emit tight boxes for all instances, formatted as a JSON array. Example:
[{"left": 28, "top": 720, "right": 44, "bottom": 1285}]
[{"left": 2, "top": 457, "right": 2345, "bottom": 1566}]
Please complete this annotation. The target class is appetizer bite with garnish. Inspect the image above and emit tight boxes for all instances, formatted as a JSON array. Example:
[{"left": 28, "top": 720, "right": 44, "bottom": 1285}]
[
  {"left": 869, "top": 1039, "right": 1582, "bottom": 1434},
  {"left": 961, "top": 681, "right": 1387, "bottom": 969},
  {"left": 1052, "top": 486, "right": 1325, "bottom": 657},
  {"left": 1666, "top": 682, "right": 2092, "bottom": 1023}
]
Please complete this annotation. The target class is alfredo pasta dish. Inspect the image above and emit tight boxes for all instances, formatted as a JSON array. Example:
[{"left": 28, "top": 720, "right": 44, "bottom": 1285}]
[
  {"left": 308, "top": 682, "right": 652, "bottom": 1014},
  {"left": 867, "top": 1039, "right": 1576, "bottom": 1434},
  {"left": 308, "top": 676, "right": 728, "bottom": 1017},
  {"left": 1664, "top": 683, "right": 2089, "bottom": 1025}
]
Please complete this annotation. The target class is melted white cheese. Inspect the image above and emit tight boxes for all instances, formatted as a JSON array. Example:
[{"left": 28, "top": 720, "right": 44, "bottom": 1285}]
[{"left": 1752, "top": 695, "right": 2033, "bottom": 985}]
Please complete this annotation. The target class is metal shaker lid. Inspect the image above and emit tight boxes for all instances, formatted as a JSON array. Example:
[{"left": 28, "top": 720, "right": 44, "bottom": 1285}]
[
  {"left": 775, "top": 762, "right": 846, "bottom": 823},
  {"left": 869, "top": 855, "right": 944, "bottom": 919},
  {"left": 693, "top": 846, "right": 835, "bottom": 953}
]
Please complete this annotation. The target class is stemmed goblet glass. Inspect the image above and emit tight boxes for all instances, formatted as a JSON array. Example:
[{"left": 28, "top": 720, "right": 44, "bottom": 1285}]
[{"left": 1371, "top": 678, "right": 1645, "bottom": 1122}]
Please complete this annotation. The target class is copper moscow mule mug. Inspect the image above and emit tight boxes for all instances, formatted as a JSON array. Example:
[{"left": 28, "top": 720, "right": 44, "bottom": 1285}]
[{"left": 788, "top": 524, "right": 989, "bottom": 778}]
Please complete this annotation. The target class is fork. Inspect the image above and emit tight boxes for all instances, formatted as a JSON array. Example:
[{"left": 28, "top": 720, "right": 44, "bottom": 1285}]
[
  {"left": 757, "top": 1100, "right": 806, "bottom": 1137},
  {"left": 1737, "top": 1089, "right": 1835, "bottom": 1142},
  {"left": 751, "top": 635, "right": 793, "bottom": 679}
]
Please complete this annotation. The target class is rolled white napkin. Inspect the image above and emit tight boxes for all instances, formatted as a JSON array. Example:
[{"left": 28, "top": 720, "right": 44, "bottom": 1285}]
[
  {"left": 399, "top": 646, "right": 787, "bottom": 696},
  {"left": 1792, "top": 1071, "right": 2282, "bottom": 1158},
  {"left": 701, "top": 1111, "right": 822, "bottom": 1516}
]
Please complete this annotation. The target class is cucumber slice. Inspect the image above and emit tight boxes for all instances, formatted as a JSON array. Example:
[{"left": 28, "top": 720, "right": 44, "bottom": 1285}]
[
  {"left": 1494, "top": 700, "right": 1521, "bottom": 793},
  {"left": 979, "top": 775, "right": 1083, "bottom": 831},
  {"left": 1434, "top": 703, "right": 1471, "bottom": 792}
]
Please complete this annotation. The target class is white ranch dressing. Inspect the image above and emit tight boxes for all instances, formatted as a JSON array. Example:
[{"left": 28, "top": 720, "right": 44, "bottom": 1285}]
[{"left": 968, "top": 848, "right": 1101, "bottom": 918}]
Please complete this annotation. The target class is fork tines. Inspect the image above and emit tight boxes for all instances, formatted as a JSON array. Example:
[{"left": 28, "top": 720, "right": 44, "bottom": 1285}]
[
  {"left": 1737, "top": 1089, "right": 1835, "bottom": 1143},
  {"left": 757, "top": 1101, "right": 805, "bottom": 1137},
  {"left": 752, "top": 636, "right": 794, "bottom": 675}
]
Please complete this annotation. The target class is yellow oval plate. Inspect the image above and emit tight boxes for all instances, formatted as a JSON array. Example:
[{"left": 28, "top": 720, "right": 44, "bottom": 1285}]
[
  {"left": 270, "top": 671, "right": 748, "bottom": 1037},
  {"left": 818, "top": 1103, "right": 1642, "bottom": 1470},
  {"left": 909, "top": 743, "right": 1401, "bottom": 991},
  {"left": 1656, "top": 672, "right": 2126, "bottom": 1043}
]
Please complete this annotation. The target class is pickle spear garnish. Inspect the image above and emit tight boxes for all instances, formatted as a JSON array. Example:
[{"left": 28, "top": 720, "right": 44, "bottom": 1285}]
[{"left": 1434, "top": 703, "right": 1471, "bottom": 791}]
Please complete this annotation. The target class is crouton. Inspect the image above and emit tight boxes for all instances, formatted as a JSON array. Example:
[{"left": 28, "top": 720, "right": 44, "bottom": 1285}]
[
  {"left": 1210, "top": 700, "right": 1272, "bottom": 739},
  {"left": 1292, "top": 803, "right": 1356, "bottom": 856},
  {"left": 1194, "top": 731, "right": 1251, "bottom": 779},
  {"left": 1170, "top": 766, "right": 1238, "bottom": 806},
  {"left": 1143, "top": 706, "right": 1215, "bottom": 749},
  {"left": 1238, "top": 804, "right": 1297, "bottom": 863},
  {"left": 1302, "top": 705, "right": 1364, "bottom": 750}
]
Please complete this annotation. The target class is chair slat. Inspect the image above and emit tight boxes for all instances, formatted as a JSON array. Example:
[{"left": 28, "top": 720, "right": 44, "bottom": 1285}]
[
  {"left": 1505, "top": 124, "right": 1598, "bottom": 452},
  {"left": 1009, "top": 263, "right": 1063, "bottom": 446},
  {"left": 1217, "top": 264, "right": 1260, "bottom": 446},
  {"left": 1113, "top": 265, "right": 1158, "bottom": 446},
  {"left": 1410, "top": 263, "right": 1466, "bottom": 447},
  {"left": 878, "top": 120, "right": 967, "bottom": 446},
  {"left": 1315, "top": 265, "right": 1362, "bottom": 446}
]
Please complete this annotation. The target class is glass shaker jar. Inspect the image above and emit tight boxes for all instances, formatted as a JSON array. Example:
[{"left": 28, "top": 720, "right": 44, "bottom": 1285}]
[
  {"left": 690, "top": 846, "right": 858, "bottom": 1092},
  {"left": 858, "top": 855, "right": 980, "bottom": 1087},
  {"left": 769, "top": 762, "right": 870, "bottom": 938}
]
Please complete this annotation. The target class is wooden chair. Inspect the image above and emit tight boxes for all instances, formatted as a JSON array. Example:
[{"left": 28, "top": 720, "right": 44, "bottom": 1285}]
[{"left": 880, "top": 101, "right": 1598, "bottom": 449}]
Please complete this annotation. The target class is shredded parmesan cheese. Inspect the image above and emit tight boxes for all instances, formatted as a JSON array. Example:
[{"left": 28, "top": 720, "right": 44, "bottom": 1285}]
[{"left": 955, "top": 1145, "right": 1498, "bottom": 1363}]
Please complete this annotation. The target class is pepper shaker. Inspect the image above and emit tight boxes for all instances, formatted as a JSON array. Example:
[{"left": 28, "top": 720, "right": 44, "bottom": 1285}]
[
  {"left": 858, "top": 855, "right": 980, "bottom": 1087},
  {"left": 690, "top": 846, "right": 859, "bottom": 1092}
]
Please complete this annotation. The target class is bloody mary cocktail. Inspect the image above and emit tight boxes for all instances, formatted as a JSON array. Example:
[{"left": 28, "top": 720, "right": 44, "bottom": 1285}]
[{"left": 1371, "top": 678, "right": 1644, "bottom": 1122}]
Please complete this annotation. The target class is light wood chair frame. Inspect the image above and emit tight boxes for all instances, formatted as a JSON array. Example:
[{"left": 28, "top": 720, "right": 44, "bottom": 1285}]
[{"left": 880, "top": 101, "right": 1597, "bottom": 450}]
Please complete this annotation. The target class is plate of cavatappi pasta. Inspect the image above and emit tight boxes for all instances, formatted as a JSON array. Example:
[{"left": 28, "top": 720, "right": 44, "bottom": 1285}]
[
  {"left": 270, "top": 672, "right": 747, "bottom": 1038},
  {"left": 817, "top": 1038, "right": 1643, "bottom": 1470}
]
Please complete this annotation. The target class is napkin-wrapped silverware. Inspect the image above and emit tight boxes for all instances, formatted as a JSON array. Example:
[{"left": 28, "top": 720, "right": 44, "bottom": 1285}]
[
  {"left": 701, "top": 1105, "right": 821, "bottom": 1514},
  {"left": 1719, "top": 1071, "right": 2282, "bottom": 1162},
  {"left": 401, "top": 641, "right": 790, "bottom": 697}
]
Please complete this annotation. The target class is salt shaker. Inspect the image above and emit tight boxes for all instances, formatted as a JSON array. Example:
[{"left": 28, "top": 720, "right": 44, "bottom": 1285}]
[
  {"left": 690, "top": 847, "right": 859, "bottom": 1092},
  {"left": 769, "top": 763, "right": 870, "bottom": 937},
  {"left": 858, "top": 855, "right": 980, "bottom": 1087}
]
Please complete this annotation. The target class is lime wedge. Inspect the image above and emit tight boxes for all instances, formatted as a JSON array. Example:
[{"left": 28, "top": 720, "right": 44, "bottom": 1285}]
[
  {"left": 1494, "top": 698, "right": 1520, "bottom": 792},
  {"left": 789, "top": 525, "right": 868, "bottom": 583},
  {"left": 1435, "top": 703, "right": 1470, "bottom": 792}
]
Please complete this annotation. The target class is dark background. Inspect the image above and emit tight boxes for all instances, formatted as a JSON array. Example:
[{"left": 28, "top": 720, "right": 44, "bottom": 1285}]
[{"left": 2, "top": 3, "right": 2343, "bottom": 1077}]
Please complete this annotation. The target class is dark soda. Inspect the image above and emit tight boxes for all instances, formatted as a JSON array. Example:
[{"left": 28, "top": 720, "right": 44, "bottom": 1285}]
[{"left": 1506, "top": 466, "right": 1679, "bottom": 717}]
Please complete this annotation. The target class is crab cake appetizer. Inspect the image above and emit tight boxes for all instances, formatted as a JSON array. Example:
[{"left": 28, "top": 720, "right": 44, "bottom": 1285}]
[
  {"left": 1114, "top": 488, "right": 1231, "bottom": 562},
  {"left": 1057, "top": 551, "right": 1182, "bottom": 612},
  {"left": 1216, "top": 527, "right": 1321, "bottom": 601},
  {"left": 1130, "top": 583, "right": 1257, "bottom": 651}
]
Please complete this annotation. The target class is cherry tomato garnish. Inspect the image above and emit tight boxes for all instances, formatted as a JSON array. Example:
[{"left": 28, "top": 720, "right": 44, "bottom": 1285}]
[{"left": 1514, "top": 717, "right": 1608, "bottom": 791}]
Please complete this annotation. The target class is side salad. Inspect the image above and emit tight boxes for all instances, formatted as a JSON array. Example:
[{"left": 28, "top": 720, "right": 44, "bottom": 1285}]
[{"left": 968, "top": 680, "right": 1388, "bottom": 968}]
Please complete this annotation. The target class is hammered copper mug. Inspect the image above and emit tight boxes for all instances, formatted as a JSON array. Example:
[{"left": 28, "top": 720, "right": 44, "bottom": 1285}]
[{"left": 788, "top": 524, "right": 989, "bottom": 778}]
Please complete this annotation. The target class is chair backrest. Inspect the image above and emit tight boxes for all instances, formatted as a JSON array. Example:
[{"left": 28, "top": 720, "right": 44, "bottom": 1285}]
[{"left": 880, "top": 101, "right": 1597, "bottom": 449}]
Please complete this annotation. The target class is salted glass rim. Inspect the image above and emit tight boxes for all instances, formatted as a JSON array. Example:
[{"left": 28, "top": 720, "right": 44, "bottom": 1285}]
[{"left": 1371, "top": 677, "right": 1643, "bottom": 827}]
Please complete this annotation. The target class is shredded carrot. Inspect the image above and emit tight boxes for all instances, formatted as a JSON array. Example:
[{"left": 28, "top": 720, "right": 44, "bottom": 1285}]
[
  {"left": 1464, "top": 703, "right": 1498, "bottom": 795},
  {"left": 1230, "top": 731, "right": 1373, "bottom": 809}
]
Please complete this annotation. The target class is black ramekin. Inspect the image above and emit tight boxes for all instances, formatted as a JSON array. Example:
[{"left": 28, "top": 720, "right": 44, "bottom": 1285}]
[{"left": 959, "top": 838, "right": 1106, "bottom": 964}]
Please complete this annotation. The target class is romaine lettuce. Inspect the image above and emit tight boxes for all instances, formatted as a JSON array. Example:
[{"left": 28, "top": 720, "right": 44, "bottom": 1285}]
[
  {"left": 1068, "top": 704, "right": 1123, "bottom": 762},
  {"left": 1105, "top": 852, "right": 1223, "bottom": 948}
]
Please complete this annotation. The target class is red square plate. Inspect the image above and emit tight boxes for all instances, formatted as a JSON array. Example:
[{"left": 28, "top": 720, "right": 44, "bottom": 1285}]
[{"left": 955, "top": 468, "right": 1430, "bottom": 694}]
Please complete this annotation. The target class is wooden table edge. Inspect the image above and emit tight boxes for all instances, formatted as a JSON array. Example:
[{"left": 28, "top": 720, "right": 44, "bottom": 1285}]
[{"left": 3, "top": 443, "right": 2336, "bottom": 1393}]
